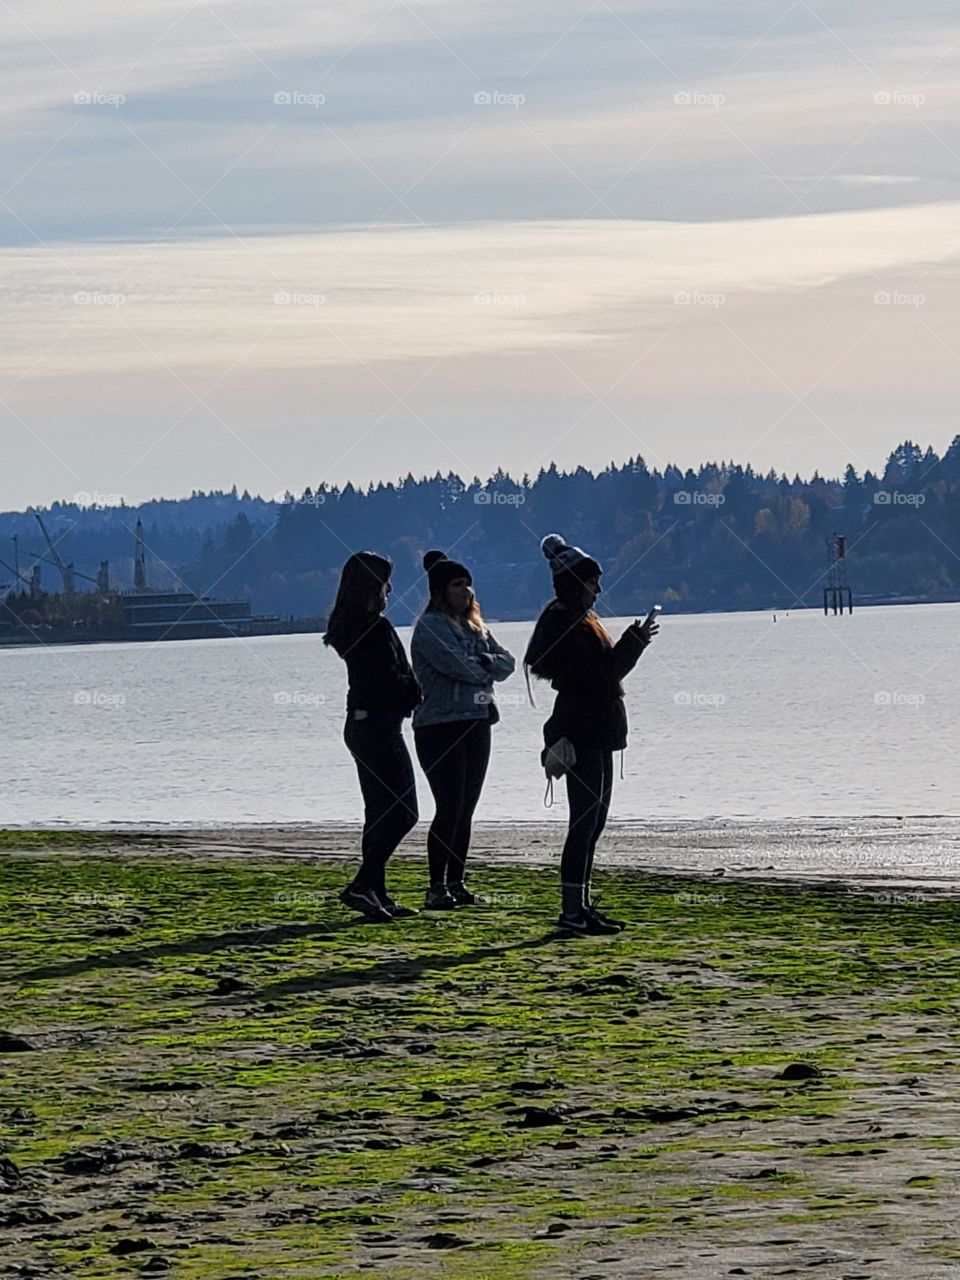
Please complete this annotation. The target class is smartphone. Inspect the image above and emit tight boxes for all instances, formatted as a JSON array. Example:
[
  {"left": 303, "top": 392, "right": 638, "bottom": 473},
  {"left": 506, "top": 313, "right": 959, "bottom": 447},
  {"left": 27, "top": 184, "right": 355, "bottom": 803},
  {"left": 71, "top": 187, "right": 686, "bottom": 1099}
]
[{"left": 641, "top": 604, "right": 662, "bottom": 628}]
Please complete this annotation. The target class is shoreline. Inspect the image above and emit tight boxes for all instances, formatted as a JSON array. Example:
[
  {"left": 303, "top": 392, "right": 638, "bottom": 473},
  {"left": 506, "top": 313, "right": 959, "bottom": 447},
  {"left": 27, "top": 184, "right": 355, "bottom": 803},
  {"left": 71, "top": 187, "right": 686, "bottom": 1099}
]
[{"left": 3, "top": 817, "right": 960, "bottom": 890}]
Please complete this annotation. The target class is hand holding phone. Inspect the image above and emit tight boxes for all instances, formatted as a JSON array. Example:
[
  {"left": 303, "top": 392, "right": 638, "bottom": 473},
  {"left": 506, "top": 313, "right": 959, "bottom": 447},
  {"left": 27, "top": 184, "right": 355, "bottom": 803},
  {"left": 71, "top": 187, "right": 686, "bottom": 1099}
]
[{"left": 635, "top": 603, "right": 661, "bottom": 640}]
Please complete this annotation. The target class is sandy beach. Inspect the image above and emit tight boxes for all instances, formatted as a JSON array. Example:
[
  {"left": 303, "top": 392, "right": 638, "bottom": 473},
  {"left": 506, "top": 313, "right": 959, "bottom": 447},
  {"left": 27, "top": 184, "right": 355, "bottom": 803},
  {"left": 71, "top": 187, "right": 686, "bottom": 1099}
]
[
  {"left": 35, "top": 817, "right": 960, "bottom": 886},
  {"left": 1, "top": 826, "right": 959, "bottom": 1279}
]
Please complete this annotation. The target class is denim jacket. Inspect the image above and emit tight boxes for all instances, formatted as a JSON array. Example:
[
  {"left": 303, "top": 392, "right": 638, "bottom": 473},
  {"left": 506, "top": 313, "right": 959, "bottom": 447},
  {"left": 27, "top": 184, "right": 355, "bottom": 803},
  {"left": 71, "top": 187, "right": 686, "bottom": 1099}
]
[{"left": 411, "top": 610, "right": 515, "bottom": 729}]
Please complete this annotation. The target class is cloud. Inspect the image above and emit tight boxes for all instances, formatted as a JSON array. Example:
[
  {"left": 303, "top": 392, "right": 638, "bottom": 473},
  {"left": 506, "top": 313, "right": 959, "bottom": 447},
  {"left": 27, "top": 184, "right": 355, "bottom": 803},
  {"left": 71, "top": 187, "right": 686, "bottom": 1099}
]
[
  {"left": 832, "top": 173, "right": 923, "bottom": 186},
  {"left": 1, "top": 203, "right": 958, "bottom": 379},
  {"left": 3, "top": 1, "right": 960, "bottom": 243},
  {"left": 4, "top": 1, "right": 960, "bottom": 505}
]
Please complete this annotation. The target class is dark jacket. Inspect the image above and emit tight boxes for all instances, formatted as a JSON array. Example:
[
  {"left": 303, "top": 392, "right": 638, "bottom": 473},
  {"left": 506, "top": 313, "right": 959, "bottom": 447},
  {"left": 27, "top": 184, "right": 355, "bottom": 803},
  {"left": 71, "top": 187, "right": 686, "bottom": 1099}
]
[
  {"left": 341, "top": 616, "right": 421, "bottom": 716},
  {"left": 524, "top": 601, "right": 648, "bottom": 751}
]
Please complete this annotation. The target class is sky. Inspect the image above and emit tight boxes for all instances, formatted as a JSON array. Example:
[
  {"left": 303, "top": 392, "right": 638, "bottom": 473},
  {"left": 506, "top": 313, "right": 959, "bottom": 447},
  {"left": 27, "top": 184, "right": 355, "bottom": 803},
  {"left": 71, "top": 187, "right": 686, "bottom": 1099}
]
[{"left": 2, "top": 0, "right": 960, "bottom": 509}]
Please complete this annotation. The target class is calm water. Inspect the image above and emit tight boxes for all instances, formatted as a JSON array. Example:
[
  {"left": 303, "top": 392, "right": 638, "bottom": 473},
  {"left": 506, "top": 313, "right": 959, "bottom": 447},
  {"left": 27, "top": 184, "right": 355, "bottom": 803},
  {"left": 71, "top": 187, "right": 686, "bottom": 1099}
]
[{"left": 1, "top": 603, "right": 956, "bottom": 828}]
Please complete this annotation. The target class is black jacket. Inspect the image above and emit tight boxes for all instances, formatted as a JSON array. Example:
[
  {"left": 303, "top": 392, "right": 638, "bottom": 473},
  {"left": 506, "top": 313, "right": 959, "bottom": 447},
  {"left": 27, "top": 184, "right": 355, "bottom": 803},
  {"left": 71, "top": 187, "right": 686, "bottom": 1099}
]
[
  {"left": 341, "top": 616, "right": 421, "bottom": 716},
  {"left": 524, "top": 602, "right": 648, "bottom": 751}
]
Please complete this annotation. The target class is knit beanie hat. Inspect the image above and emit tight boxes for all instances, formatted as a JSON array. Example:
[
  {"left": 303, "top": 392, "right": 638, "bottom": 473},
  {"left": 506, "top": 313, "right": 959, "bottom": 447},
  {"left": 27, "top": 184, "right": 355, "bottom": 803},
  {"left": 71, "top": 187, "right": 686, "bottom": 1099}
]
[
  {"left": 424, "top": 549, "right": 472, "bottom": 594},
  {"left": 540, "top": 533, "right": 602, "bottom": 583}
]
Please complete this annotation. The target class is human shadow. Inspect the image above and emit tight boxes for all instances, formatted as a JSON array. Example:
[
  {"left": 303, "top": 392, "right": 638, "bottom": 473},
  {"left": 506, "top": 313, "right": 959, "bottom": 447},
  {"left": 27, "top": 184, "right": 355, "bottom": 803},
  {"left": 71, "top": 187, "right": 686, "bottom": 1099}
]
[
  {"left": 222, "top": 933, "right": 560, "bottom": 1005},
  {"left": 4, "top": 918, "right": 362, "bottom": 985}
]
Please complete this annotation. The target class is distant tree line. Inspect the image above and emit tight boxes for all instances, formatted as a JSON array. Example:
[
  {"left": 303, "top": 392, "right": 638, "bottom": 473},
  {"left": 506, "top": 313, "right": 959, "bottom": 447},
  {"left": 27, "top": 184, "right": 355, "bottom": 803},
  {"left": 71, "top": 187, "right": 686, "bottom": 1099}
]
[{"left": 3, "top": 440, "right": 959, "bottom": 621}]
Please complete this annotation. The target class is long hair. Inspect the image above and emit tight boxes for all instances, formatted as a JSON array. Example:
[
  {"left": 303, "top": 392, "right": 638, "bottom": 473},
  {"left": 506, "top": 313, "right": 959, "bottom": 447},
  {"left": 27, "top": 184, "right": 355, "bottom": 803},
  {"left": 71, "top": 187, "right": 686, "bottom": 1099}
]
[
  {"left": 324, "top": 552, "right": 392, "bottom": 656},
  {"left": 551, "top": 568, "right": 612, "bottom": 644},
  {"left": 426, "top": 587, "right": 486, "bottom": 634}
]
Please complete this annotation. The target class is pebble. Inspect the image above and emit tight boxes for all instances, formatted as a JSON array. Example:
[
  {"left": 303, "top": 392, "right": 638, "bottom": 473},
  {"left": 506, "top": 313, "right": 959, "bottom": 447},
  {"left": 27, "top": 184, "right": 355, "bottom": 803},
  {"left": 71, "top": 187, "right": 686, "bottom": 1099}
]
[
  {"left": 776, "top": 1062, "right": 823, "bottom": 1081},
  {"left": 0, "top": 1033, "right": 37, "bottom": 1053},
  {"left": 421, "top": 1232, "right": 469, "bottom": 1249},
  {"left": 109, "top": 1237, "right": 159, "bottom": 1256},
  {"left": 214, "top": 976, "right": 251, "bottom": 995},
  {"left": 512, "top": 1105, "right": 566, "bottom": 1128}
]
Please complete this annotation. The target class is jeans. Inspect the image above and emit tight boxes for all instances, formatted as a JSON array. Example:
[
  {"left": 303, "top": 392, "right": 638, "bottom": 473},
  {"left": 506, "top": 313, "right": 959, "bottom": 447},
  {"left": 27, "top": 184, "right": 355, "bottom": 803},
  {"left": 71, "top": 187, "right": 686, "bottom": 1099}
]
[
  {"left": 560, "top": 747, "right": 613, "bottom": 915},
  {"left": 414, "top": 718, "right": 492, "bottom": 886},
  {"left": 343, "top": 712, "right": 419, "bottom": 894}
]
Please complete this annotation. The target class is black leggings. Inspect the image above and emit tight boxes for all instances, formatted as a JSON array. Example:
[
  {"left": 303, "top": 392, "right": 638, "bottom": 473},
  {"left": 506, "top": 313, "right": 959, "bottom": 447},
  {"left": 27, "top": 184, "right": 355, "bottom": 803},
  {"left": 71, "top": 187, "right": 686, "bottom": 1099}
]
[
  {"left": 414, "top": 718, "right": 491, "bottom": 886},
  {"left": 343, "top": 713, "right": 419, "bottom": 894},
  {"left": 560, "top": 747, "right": 613, "bottom": 915}
]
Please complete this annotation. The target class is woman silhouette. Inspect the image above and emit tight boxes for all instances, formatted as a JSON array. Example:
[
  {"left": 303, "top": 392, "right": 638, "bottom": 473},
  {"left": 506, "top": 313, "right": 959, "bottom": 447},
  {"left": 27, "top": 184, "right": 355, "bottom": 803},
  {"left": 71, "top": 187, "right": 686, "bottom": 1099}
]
[
  {"left": 411, "top": 550, "right": 515, "bottom": 909},
  {"left": 325, "top": 552, "right": 421, "bottom": 921},
  {"left": 525, "top": 534, "right": 659, "bottom": 935}
]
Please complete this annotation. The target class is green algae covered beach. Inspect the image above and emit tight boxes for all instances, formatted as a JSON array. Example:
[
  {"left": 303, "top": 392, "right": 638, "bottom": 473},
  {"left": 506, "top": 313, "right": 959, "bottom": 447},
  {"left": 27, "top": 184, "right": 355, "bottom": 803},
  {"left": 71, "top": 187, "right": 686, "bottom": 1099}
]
[{"left": 2, "top": 830, "right": 960, "bottom": 1279}]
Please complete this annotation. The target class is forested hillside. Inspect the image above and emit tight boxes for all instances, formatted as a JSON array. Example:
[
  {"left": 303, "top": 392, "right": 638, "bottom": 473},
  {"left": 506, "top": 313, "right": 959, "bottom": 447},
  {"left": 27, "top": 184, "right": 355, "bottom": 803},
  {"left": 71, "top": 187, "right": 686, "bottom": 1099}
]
[{"left": 3, "top": 439, "right": 957, "bottom": 621}]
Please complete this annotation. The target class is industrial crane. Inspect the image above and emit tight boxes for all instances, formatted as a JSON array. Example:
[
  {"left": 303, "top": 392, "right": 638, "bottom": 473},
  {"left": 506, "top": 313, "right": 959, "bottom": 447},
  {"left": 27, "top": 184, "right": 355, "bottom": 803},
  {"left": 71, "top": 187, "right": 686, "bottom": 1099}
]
[
  {"left": 31, "top": 510, "right": 75, "bottom": 595},
  {"left": 25, "top": 512, "right": 110, "bottom": 595}
]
